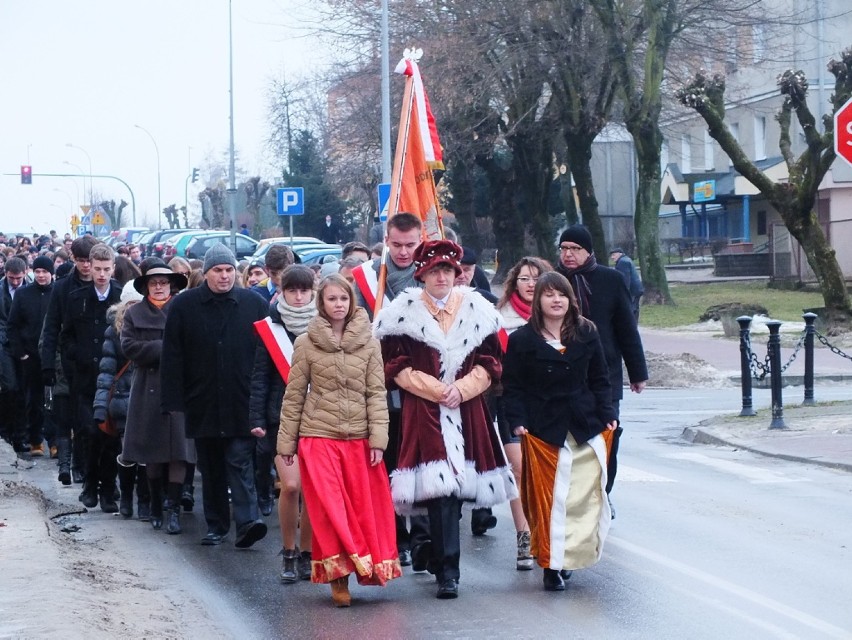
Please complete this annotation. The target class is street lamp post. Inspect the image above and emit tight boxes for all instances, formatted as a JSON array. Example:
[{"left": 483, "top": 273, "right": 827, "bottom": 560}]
[
  {"left": 65, "top": 143, "right": 93, "bottom": 205},
  {"left": 134, "top": 124, "right": 162, "bottom": 229}
]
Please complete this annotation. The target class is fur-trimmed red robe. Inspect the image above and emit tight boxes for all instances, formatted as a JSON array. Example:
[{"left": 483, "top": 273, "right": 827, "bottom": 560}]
[{"left": 375, "top": 286, "right": 518, "bottom": 515}]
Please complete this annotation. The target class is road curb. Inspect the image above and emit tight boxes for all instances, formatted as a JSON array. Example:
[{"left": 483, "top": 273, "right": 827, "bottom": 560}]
[{"left": 682, "top": 425, "right": 852, "bottom": 474}]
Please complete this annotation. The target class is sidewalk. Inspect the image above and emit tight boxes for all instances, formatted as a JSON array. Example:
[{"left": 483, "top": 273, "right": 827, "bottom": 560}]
[
  {"left": 640, "top": 326, "right": 852, "bottom": 379},
  {"left": 682, "top": 400, "right": 852, "bottom": 473}
]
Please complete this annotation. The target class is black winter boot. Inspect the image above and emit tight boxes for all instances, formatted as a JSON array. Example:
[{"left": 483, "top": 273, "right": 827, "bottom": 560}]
[
  {"left": 280, "top": 548, "right": 299, "bottom": 583},
  {"left": 117, "top": 464, "right": 136, "bottom": 518},
  {"left": 56, "top": 438, "right": 72, "bottom": 486},
  {"left": 148, "top": 477, "right": 164, "bottom": 530},
  {"left": 165, "top": 482, "right": 182, "bottom": 535},
  {"left": 136, "top": 466, "right": 151, "bottom": 521},
  {"left": 78, "top": 481, "right": 98, "bottom": 508}
]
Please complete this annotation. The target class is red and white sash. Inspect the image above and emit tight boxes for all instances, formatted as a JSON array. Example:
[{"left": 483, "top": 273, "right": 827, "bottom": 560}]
[
  {"left": 352, "top": 262, "right": 389, "bottom": 315},
  {"left": 253, "top": 317, "right": 295, "bottom": 383}
]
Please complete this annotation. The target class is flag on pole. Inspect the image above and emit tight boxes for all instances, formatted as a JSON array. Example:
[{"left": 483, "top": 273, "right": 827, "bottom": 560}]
[
  {"left": 388, "top": 49, "right": 444, "bottom": 241},
  {"left": 375, "top": 50, "right": 446, "bottom": 312}
]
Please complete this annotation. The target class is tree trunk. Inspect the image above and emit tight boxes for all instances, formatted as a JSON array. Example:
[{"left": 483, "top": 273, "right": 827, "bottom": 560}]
[
  {"left": 512, "top": 134, "right": 555, "bottom": 258},
  {"left": 780, "top": 206, "right": 851, "bottom": 327},
  {"left": 446, "top": 155, "right": 480, "bottom": 250},
  {"left": 565, "top": 135, "right": 606, "bottom": 257},
  {"left": 631, "top": 123, "right": 673, "bottom": 304},
  {"left": 482, "top": 155, "right": 525, "bottom": 283}
]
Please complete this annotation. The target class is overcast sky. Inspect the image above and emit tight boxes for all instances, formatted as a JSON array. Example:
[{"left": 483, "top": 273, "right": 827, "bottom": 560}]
[{"left": 0, "top": 0, "right": 328, "bottom": 235}]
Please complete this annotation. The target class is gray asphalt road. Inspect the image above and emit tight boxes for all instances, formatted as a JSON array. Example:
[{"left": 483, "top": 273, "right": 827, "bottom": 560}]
[
  {"left": 163, "top": 386, "right": 852, "bottom": 638},
  {"left": 22, "top": 385, "right": 852, "bottom": 638}
]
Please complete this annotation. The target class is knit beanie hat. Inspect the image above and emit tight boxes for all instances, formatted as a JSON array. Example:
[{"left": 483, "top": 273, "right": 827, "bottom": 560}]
[
  {"left": 202, "top": 243, "right": 237, "bottom": 274},
  {"left": 558, "top": 225, "right": 594, "bottom": 254},
  {"left": 32, "top": 255, "right": 55, "bottom": 275},
  {"left": 120, "top": 280, "right": 144, "bottom": 303}
]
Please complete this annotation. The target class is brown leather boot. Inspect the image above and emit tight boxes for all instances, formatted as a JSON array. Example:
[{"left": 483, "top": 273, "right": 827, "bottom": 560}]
[{"left": 330, "top": 575, "right": 351, "bottom": 607}]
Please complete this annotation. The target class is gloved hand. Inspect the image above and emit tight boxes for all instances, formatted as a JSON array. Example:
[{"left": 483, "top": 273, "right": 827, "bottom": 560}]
[{"left": 42, "top": 369, "right": 56, "bottom": 387}]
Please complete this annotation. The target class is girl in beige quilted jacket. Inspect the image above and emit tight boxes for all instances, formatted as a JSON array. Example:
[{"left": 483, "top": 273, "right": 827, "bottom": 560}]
[{"left": 278, "top": 274, "right": 401, "bottom": 607}]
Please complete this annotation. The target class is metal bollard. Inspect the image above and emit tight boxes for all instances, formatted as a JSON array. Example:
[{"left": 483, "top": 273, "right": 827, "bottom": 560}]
[
  {"left": 738, "top": 316, "right": 756, "bottom": 417},
  {"left": 802, "top": 312, "right": 817, "bottom": 406},
  {"left": 766, "top": 320, "right": 786, "bottom": 429}
]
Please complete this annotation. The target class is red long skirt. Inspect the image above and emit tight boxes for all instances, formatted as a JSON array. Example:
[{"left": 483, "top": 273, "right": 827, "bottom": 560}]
[{"left": 298, "top": 437, "right": 402, "bottom": 586}]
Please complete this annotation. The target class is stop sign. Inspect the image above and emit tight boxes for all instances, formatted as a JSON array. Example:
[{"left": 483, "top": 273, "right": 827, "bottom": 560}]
[{"left": 834, "top": 97, "right": 852, "bottom": 168}]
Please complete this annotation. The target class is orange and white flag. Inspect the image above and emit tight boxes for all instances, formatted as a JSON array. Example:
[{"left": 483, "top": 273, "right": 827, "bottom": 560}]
[{"left": 389, "top": 50, "right": 444, "bottom": 241}]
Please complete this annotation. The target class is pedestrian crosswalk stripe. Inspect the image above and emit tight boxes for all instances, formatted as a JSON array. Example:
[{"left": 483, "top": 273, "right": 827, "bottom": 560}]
[
  {"left": 663, "top": 452, "right": 809, "bottom": 484},
  {"left": 617, "top": 466, "right": 676, "bottom": 482}
]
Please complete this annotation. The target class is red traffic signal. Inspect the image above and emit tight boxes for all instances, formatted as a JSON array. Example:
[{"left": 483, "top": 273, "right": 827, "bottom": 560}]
[{"left": 21, "top": 165, "right": 32, "bottom": 185}]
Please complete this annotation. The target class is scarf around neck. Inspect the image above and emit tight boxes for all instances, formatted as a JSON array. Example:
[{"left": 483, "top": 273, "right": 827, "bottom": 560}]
[
  {"left": 509, "top": 291, "right": 532, "bottom": 320},
  {"left": 384, "top": 258, "right": 417, "bottom": 298},
  {"left": 276, "top": 295, "right": 317, "bottom": 335},
  {"left": 557, "top": 253, "right": 597, "bottom": 316}
]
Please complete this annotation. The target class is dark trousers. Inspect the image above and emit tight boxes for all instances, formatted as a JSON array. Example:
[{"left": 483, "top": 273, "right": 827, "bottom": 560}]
[
  {"left": 195, "top": 436, "right": 259, "bottom": 536},
  {"left": 425, "top": 496, "right": 462, "bottom": 582},
  {"left": 21, "top": 356, "right": 49, "bottom": 446},
  {"left": 0, "top": 361, "right": 25, "bottom": 446},
  {"left": 78, "top": 394, "right": 118, "bottom": 492}
]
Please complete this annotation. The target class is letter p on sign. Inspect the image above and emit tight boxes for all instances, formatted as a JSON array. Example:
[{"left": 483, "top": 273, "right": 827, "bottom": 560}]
[
  {"left": 834, "top": 97, "right": 852, "bottom": 168},
  {"left": 277, "top": 187, "right": 305, "bottom": 216}
]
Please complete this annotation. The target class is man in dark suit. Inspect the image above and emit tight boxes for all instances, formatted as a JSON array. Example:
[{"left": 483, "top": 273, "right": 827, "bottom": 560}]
[{"left": 555, "top": 225, "right": 648, "bottom": 515}]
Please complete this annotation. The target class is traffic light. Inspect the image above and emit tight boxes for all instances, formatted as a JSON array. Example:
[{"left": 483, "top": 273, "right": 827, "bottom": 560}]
[
  {"left": 191, "top": 168, "right": 199, "bottom": 183},
  {"left": 21, "top": 165, "right": 32, "bottom": 185}
]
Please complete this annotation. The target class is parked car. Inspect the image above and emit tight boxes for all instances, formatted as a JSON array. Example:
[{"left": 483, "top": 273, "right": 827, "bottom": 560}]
[
  {"left": 185, "top": 232, "right": 260, "bottom": 261},
  {"left": 296, "top": 245, "right": 343, "bottom": 265},
  {"left": 256, "top": 235, "right": 322, "bottom": 248},
  {"left": 250, "top": 240, "right": 332, "bottom": 262},
  {"left": 109, "top": 227, "right": 150, "bottom": 246},
  {"left": 144, "top": 228, "right": 202, "bottom": 258},
  {"left": 162, "top": 229, "right": 215, "bottom": 260}
]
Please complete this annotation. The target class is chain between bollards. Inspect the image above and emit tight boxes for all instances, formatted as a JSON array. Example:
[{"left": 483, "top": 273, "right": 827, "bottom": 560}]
[
  {"left": 737, "top": 316, "right": 757, "bottom": 416},
  {"left": 766, "top": 320, "right": 786, "bottom": 429}
]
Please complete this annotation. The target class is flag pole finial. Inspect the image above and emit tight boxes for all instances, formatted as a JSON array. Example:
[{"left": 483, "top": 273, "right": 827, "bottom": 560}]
[{"left": 402, "top": 47, "right": 423, "bottom": 62}]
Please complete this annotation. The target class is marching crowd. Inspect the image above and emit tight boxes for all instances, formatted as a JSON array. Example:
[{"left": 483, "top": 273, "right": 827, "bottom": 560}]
[{"left": 0, "top": 219, "right": 647, "bottom": 607}]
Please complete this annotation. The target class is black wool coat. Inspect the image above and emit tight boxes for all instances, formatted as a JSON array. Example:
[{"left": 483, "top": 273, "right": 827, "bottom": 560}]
[
  {"left": 39, "top": 268, "right": 91, "bottom": 377},
  {"left": 59, "top": 280, "right": 122, "bottom": 397},
  {"left": 161, "top": 283, "right": 268, "bottom": 439},
  {"left": 556, "top": 262, "right": 647, "bottom": 400},
  {"left": 7, "top": 281, "right": 52, "bottom": 360},
  {"left": 502, "top": 323, "right": 617, "bottom": 447}
]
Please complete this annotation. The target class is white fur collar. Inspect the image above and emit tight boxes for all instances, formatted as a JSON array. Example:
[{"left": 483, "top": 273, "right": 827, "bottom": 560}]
[{"left": 374, "top": 286, "right": 502, "bottom": 384}]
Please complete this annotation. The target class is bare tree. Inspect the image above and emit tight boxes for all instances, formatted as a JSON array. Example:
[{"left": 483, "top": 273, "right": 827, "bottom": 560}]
[{"left": 677, "top": 49, "right": 852, "bottom": 326}]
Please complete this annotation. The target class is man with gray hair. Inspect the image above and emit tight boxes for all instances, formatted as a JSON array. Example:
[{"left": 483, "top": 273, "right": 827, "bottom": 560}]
[{"left": 162, "top": 243, "right": 270, "bottom": 547}]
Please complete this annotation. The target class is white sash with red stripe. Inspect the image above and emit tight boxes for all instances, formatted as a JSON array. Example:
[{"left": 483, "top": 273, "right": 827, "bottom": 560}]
[
  {"left": 253, "top": 317, "right": 295, "bottom": 383},
  {"left": 352, "top": 262, "right": 389, "bottom": 315}
]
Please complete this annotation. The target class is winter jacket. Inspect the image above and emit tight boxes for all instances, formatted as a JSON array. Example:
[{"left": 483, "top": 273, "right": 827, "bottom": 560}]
[
  {"left": 121, "top": 297, "right": 193, "bottom": 464},
  {"left": 8, "top": 280, "right": 53, "bottom": 360},
  {"left": 161, "top": 282, "right": 268, "bottom": 439},
  {"left": 502, "top": 322, "right": 616, "bottom": 447},
  {"left": 277, "top": 308, "right": 389, "bottom": 456},
  {"left": 92, "top": 307, "right": 133, "bottom": 426},
  {"left": 555, "top": 262, "right": 647, "bottom": 400},
  {"left": 59, "top": 280, "right": 122, "bottom": 397},
  {"left": 39, "top": 267, "right": 91, "bottom": 378},
  {"left": 249, "top": 303, "right": 296, "bottom": 430}
]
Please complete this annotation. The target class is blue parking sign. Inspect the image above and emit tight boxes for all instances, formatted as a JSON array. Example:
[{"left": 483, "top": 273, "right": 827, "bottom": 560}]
[{"left": 277, "top": 187, "right": 305, "bottom": 216}]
